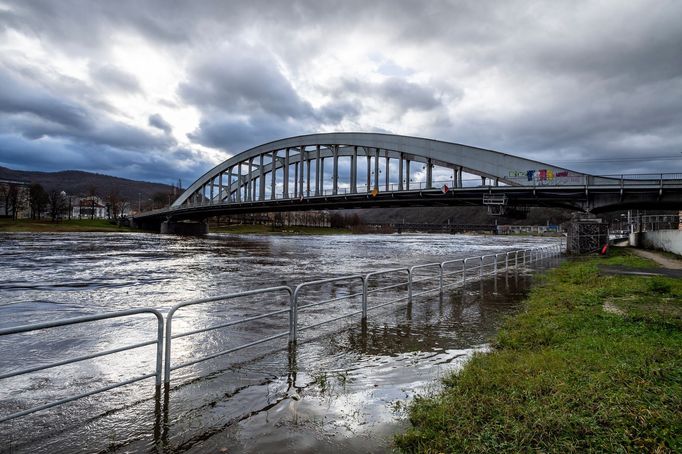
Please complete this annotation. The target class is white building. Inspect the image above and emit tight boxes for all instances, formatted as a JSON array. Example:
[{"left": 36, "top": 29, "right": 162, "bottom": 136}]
[{"left": 72, "top": 196, "right": 108, "bottom": 219}]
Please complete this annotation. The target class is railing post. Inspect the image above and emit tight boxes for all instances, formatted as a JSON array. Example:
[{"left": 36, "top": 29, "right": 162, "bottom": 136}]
[
  {"left": 164, "top": 312, "right": 173, "bottom": 385},
  {"left": 439, "top": 264, "right": 444, "bottom": 293},
  {"left": 362, "top": 276, "right": 368, "bottom": 320},
  {"left": 408, "top": 269, "right": 413, "bottom": 302},
  {"left": 290, "top": 291, "right": 298, "bottom": 344},
  {"left": 155, "top": 313, "right": 164, "bottom": 387},
  {"left": 461, "top": 260, "right": 466, "bottom": 286},
  {"left": 479, "top": 256, "right": 483, "bottom": 277}
]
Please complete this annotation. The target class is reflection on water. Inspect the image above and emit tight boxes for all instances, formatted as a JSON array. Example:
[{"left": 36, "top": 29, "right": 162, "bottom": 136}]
[{"left": 0, "top": 232, "right": 560, "bottom": 453}]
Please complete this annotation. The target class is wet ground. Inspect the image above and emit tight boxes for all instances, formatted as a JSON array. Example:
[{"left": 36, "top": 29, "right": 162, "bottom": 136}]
[
  {"left": 0, "top": 233, "right": 561, "bottom": 453},
  {"left": 599, "top": 265, "right": 682, "bottom": 278}
]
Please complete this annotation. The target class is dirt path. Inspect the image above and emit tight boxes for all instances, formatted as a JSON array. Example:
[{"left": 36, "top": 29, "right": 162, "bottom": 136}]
[{"left": 630, "top": 248, "right": 682, "bottom": 270}]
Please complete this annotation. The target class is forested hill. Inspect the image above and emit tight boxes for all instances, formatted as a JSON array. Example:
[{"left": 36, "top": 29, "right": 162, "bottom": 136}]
[{"left": 0, "top": 166, "right": 177, "bottom": 202}]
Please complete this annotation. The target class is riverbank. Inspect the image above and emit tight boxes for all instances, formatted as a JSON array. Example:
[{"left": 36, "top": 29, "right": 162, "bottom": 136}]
[
  {"left": 211, "top": 223, "right": 351, "bottom": 235},
  {"left": 396, "top": 248, "right": 682, "bottom": 452},
  {"left": 0, "top": 219, "right": 353, "bottom": 234},
  {"left": 0, "top": 218, "right": 134, "bottom": 232}
]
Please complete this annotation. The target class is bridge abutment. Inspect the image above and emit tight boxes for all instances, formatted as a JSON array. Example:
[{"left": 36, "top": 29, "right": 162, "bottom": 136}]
[{"left": 160, "top": 220, "right": 209, "bottom": 235}]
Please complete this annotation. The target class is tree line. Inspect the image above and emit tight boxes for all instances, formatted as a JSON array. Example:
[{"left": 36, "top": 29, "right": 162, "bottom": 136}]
[{"left": 0, "top": 182, "right": 133, "bottom": 222}]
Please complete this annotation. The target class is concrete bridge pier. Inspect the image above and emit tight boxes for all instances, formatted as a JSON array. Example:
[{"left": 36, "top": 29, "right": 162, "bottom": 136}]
[{"left": 160, "top": 220, "right": 209, "bottom": 235}]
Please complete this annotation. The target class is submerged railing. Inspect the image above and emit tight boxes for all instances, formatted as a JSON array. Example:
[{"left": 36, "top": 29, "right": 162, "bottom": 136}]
[
  {"left": 1, "top": 243, "right": 562, "bottom": 423},
  {"left": 0, "top": 309, "right": 164, "bottom": 423}
]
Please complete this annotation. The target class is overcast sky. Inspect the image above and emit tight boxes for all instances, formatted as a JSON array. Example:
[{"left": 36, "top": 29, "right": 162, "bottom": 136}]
[{"left": 0, "top": 0, "right": 680, "bottom": 186}]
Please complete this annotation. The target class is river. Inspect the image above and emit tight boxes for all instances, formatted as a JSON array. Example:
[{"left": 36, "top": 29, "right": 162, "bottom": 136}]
[{"left": 0, "top": 232, "right": 560, "bottom": 453}]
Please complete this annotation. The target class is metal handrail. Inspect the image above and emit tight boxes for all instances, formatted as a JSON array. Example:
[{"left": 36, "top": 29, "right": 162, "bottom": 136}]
[
  {"left": 481, "top": 254, "right": 497, "bottom": 276},
  {"left": 164, "top": 286, "right": 293, "bottom": 384},
  {"left": 441, "top": 259, "right": 466, "bottom": 290},
  {"left": 409, "top": 262, "right": 442, "bottom": 300},
  {"left": 363, "top": 268, "right": 410, "bottom": 317},
  {"left": 463, "top": 256, "right": 481, "bottom": 284},
  {"left": 292, "top": 275, "right": 365, "bottom": 342},
  {"left": 0, "top": 308, "right": 164, "bottom": 423}
]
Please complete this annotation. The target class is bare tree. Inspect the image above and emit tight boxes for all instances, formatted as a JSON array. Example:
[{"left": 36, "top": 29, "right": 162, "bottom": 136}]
[
  {"left": 47, "top": 190, "right": 67, "bottom": 222},
  {"left": 29, "top": 183, "right": 48, "bottom": 219},
  {"left": 5, "top": 184, "right": 25, "bottom": 220},
  {"left": 0, "top": 184, "right": 8, "bottom": 217},
  {"left": 106, "top": 189, "right": 128, "bottom": 223},
  {"left": 151, "top": 191, "right": 167, "bottom": 209},
  {"left": 87, "top": 185, "right": 98, "bottom": 219}
]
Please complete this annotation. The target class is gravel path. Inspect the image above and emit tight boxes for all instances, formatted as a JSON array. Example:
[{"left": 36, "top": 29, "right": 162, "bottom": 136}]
[{"left": 630, "top": 248, "right": 682, "bottom": 270}]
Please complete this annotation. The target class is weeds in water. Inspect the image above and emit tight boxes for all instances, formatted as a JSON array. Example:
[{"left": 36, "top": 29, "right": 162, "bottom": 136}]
[{"left": 311, "top": 371, "right": 329, "bottom": 394}]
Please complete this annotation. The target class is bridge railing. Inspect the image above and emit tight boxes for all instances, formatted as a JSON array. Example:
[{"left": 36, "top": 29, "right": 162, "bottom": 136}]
[
  {"left": 600, "top": 173, "right": 682, "bottom": 182},
  {"left": 2, "top": 244, "right": 563, "bottom": 422}
]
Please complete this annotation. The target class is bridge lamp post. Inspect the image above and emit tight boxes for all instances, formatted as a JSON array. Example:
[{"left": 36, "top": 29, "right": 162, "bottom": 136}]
[{"left": 371, "top": 169, "right": 381, "bottom": 190}]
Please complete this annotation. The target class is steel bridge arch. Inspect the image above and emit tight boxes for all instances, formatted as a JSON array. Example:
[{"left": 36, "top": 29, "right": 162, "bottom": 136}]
[{"left": 173, "top": 132, "right": 591, "bottom": 208}]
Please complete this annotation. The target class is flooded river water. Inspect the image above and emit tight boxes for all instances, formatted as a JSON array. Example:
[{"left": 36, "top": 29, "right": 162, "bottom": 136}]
[{"left": 0, "top": 232, "right": 560, "bottom": 453}]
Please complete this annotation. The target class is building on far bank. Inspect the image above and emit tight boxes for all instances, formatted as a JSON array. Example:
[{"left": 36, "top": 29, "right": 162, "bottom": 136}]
[
  {"left": 497, "top": 224, "right": 561, "bottom": 235},
  {"left": 0, "top": 178, "right": 30, "bottom": 219},
  {"left": 72, "top": 195, "right": 108, "bottom": 219}
]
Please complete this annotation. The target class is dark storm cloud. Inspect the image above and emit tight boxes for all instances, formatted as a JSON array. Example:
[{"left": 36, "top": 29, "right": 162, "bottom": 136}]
[
  {"left": 0, "top": 69, "right": 90, "bottom": 130},
  {"left": 0, "top": 62, "right": 178, "bottom": 179},
  {"left": 0, "top": 133, "right": 203, "bottom": 182},
  {"left": 335, "top": 77, "right": 446, "bottom": 113},
  {"left": 187, "top": 113, "right": 310, "bottom": 153},
  {"left": 148, "top": 113, "right": 172, "bottom": 134},
  {"left": 179, "top": 43, "right": 361, "bottom": 151},
  {"left": 0, "top": 1, "right": 193, "bottom": 51},
  {"left": 179, "top": 45, "right": 315, "bottom": 120},
  {"left": 90, "top": 64, "right": 141, "bottom": 93}
]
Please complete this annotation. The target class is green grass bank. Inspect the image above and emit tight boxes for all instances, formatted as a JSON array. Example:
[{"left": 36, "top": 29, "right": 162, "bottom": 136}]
[
  {"left": 396, "top": 249, "right": 682, "bottom": 452},
  {"left": 0, "top": 218, "right": 134, "bottom": 232}
]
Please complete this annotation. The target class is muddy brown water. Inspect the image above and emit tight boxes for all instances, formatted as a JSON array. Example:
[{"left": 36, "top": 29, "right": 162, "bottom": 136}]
[{"left": 0, "top": 233, "right": 561, "bottom": 453}]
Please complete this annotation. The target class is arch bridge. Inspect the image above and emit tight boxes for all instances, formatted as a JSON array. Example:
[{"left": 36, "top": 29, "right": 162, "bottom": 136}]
[{"left": 135, "top": 133, "right": 682, "bottom": 231}]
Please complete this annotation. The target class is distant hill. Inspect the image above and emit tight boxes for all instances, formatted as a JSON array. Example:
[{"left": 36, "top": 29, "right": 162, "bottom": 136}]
[{"left": 0, "top": 166, "right": 179, "bottom": 205}]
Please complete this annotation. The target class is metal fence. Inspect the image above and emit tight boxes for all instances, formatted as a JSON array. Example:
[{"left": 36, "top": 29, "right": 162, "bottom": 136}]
[
  {"left": 0, "top": 309, "right": 164, "bottom": 423},
  {"left": 1, "top": 243, "right": 562, "bottom": 424}
]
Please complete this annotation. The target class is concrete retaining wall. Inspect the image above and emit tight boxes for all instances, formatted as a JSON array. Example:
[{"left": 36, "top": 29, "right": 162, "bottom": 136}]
[{"left": 635, "top": 230, "right": 682, "bottom": 256}]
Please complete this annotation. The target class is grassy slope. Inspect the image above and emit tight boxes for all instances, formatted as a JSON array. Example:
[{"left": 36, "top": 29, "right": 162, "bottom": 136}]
[
  {"left": 396, "top": 249, "right": 682, "bottom": 453},
  {"left": 0, "top": 218, "right": 133, "bottom": 232}
]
